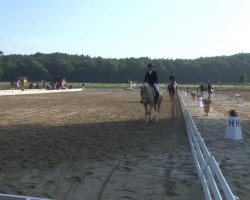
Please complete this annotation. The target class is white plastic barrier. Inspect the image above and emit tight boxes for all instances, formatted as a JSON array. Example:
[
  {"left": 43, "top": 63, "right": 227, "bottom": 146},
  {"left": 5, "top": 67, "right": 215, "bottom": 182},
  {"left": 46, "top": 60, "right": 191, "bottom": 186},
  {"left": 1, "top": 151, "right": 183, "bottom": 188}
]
[
  {"left": 178, "top": 92, "right": 239, "bottom": 200},
  {"left": 225, "top": 116, "right": 243, "bottom": 140}
]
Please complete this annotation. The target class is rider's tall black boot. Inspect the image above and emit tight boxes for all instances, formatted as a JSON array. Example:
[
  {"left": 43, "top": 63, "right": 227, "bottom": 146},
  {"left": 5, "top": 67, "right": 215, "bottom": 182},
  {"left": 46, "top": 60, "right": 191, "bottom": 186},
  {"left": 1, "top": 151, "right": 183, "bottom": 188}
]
[{"left": 155, "top": 92, "right": 159, "bottom": 103}]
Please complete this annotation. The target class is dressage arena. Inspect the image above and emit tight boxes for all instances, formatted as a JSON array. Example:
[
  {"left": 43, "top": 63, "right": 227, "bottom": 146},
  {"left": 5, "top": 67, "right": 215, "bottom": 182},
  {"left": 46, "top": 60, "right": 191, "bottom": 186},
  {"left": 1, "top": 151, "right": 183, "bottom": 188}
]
[{"left": 0, "top": 89, "right": 250, "bottom": 200}]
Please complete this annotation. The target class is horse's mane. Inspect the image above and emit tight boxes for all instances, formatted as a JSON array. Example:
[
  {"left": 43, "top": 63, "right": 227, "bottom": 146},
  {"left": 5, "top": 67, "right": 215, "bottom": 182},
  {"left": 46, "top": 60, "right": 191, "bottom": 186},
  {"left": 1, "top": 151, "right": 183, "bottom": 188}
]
[
  {"left": 142, "top": 82, "right": 163, "bottom": 95},
  {"left": 141, "top": 82, "right": 151, "bottom": 93},
  {"left": 143, "top": 82, "right": 150, "bottom": 88},
  {"left": 140, "top": 83, "right": 154, "bottom": 104}
]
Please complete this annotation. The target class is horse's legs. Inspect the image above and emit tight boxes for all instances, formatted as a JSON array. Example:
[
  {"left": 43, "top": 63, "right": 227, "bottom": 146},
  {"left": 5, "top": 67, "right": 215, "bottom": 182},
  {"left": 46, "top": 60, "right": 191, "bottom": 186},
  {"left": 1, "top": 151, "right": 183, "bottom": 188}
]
[
  {"left": 170, "top": 90, "right": 175, "bottom": 102},
  {"left": 170, "top": 92, "right": 173, "bottom": 102},
  {"left": 149, "top": 105, "right": 153, "bottom": 123},
  {"left": 155, "top": 104, "right": 159, "bottom": 123},
  {"left": 153, "top": 104, "right": 157, "bottom": 122},
  {"left": 156, "top": 100, "right": 161, "bottom": 123},
  {"left": 145, "top": 105, "right": 149, "bottom": 124},
  {"left": 145, "top": 105, "right": 152, "bottom": 124}
]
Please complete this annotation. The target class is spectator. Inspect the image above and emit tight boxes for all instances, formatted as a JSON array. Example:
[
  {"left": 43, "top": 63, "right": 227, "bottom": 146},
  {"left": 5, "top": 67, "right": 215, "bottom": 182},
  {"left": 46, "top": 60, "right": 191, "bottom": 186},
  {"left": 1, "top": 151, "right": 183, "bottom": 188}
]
[{"left": 207, "top": 81, "right": 213, "bottom": 99}]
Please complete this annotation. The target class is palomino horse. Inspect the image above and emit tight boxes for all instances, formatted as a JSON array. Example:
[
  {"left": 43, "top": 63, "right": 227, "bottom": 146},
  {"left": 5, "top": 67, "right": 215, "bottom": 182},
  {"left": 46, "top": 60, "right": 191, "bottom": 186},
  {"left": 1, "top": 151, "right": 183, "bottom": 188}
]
[
  {"left": 168, "top": 81, "right": 177, "bottom": 102},
  {"left": 140, "top": 83, "right": 163, "bottom": 123}
]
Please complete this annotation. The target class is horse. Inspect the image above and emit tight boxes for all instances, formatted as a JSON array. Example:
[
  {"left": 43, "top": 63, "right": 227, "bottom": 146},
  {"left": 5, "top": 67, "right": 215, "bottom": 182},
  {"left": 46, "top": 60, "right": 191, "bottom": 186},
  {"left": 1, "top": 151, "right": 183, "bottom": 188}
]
[
  {"left": 140, "top": 83, "right": 163, "bottom": 124},
  {"left": 168, "top": 81, "right": 177, "bottom": 102},
  {"left": 10, "top": 81, "right": 20, "bottom": 89}
]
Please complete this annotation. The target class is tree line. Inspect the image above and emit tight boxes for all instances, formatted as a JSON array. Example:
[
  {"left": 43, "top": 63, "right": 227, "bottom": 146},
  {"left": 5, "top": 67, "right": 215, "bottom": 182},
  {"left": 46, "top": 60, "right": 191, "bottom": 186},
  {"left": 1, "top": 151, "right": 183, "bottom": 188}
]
[{"left": 0, "top": 51, "right": 249, "bottom": 83}]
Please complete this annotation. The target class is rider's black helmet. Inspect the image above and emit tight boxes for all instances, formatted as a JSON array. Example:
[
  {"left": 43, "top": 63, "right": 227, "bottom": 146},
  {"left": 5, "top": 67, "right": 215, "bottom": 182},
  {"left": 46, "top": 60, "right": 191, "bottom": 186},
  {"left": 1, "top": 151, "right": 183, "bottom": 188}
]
[{"left": 147, "top": 63, "right": 154, "bottom": 69}]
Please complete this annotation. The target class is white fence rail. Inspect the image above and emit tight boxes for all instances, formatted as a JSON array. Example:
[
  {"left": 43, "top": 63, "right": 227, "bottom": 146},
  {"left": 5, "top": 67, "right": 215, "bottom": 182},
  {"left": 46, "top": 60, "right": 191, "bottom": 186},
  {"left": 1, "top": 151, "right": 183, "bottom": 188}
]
[{"left": 178, "top": 92, "right": 239, "bottom": 200}]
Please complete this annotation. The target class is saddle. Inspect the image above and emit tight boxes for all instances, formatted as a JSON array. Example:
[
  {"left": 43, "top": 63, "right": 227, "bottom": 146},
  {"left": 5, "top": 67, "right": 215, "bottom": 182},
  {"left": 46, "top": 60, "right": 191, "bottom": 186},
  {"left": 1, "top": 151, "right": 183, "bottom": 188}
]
[
  {"left": 150, "top": 86, "right": 156, "bottom": 97},
  {"left": 140, "top": 83, "right": 160, "bottom": 103}
]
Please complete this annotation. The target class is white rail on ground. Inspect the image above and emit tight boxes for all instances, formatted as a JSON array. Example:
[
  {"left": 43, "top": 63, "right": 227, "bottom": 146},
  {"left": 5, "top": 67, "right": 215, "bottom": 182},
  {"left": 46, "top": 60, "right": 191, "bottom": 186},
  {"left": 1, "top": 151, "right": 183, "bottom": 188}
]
[
  {"left": 0, "top": 88, "right": 82, "bottom": 96},
  {"left": 178, "top": 92, "right": 239, "bottom": 200},
  {"left": 0, "top": 193, "right": 51, "bottom": 200}
]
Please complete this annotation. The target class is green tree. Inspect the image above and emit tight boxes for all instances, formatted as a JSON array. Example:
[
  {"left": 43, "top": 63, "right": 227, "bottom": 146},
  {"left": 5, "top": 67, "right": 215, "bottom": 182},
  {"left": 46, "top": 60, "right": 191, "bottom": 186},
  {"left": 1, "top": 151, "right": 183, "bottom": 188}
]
[
  {"left": 2, "top": 60, "right": 18, "bottom": 81},
  {"left": 27, "top": 60, "right": 49, "bottom": 81},
  {"left": 239, "top": 73, "right": 247, "bottom": 87},
  {"left": 49, "top": 55, "right": 74, "bottom": 80},
  {"left": 2, "top": 52, "right": 250, "bottom": 83}
]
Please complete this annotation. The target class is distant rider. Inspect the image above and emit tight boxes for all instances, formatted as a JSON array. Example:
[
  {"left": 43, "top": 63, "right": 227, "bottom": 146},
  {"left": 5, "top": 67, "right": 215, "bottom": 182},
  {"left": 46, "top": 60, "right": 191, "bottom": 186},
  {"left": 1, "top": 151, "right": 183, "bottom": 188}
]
[
  {"left": 168, "top": 72, "right": 178, "bottom": 91},
  {"left": 170, "top": 72, "right": 175, "bottom": 82}
]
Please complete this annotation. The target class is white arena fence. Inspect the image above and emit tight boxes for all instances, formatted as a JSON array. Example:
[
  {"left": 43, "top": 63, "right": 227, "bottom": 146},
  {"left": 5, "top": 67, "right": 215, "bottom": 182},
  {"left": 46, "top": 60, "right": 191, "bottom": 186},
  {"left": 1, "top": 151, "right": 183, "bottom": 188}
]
[{"left": 178, "top": 92, "right": 239, "bottom": 200}]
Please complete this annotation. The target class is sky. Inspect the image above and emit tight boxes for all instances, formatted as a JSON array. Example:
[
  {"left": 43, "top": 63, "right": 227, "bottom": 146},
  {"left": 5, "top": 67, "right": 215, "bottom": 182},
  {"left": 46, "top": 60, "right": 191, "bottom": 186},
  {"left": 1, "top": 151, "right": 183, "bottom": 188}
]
[{"left": 1, "top": 0, "right": 250, "bottom": 59}]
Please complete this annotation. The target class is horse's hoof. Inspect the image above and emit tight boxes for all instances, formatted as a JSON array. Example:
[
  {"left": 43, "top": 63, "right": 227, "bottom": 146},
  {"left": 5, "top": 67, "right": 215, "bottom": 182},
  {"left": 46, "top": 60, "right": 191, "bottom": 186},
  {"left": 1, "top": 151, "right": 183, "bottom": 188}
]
[{"left": 155, "top": 118, "right": 159, "bottom": 123}]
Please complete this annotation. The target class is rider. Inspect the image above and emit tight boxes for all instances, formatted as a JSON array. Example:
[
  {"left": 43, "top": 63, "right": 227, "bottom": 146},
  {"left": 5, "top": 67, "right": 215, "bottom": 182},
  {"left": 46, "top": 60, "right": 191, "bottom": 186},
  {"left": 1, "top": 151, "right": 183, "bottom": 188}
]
[
  {"left": 170, "top": 72, "right": 175, "bottom": 82},
  {"left": 140, "top": 63, "right": 160, "bottom": 103},
  {"left": 168, "top": 72, "right": 178, "bottom": 91}
]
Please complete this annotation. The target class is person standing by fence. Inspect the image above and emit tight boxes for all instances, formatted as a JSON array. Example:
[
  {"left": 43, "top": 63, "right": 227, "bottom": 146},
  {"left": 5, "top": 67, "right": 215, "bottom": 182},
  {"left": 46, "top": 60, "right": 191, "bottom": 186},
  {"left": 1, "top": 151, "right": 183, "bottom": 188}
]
[
  {"left": 199, "top": 82, "right": 206, "bottom": 97},
  {"left": 207, "top": 81, "right": 213, "bottom": 99}
]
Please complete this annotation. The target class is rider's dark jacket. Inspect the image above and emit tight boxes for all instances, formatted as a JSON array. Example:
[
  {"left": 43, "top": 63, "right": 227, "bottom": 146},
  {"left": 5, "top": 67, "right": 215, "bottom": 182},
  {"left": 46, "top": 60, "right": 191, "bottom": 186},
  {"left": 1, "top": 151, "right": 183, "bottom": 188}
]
[
  {"left": 170, "top": 74, "right": 175, "bottom": 82},
  {"left": 144, "top": 70, "right": 158, "bottom": 85}
]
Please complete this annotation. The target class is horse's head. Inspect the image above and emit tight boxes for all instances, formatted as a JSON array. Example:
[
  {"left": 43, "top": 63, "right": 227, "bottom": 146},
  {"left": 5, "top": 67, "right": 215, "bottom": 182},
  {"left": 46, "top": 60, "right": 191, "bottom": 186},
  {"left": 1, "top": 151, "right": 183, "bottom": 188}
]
[{"left": 140, "top": 83, "right": 151, "bottom": 104}]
